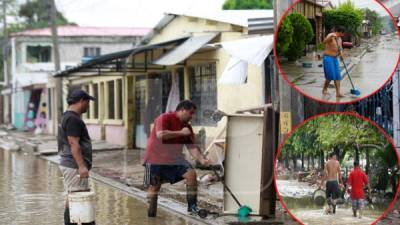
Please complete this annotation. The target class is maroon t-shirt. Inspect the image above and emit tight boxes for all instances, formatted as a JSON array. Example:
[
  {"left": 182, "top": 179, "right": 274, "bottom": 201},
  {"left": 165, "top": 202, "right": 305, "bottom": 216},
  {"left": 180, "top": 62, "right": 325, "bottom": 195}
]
[{"left": 143, "top": 112, "right": 195, "bottom": 165}]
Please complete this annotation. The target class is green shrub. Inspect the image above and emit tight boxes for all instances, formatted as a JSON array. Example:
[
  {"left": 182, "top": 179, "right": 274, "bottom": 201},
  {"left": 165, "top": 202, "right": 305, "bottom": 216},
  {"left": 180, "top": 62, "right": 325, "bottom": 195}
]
[
  {"left": 283, "top": 13, "right": 314, "bottom": 61},
  {"left": 276, "top": 16, "right": 294, "bottom": 56}
]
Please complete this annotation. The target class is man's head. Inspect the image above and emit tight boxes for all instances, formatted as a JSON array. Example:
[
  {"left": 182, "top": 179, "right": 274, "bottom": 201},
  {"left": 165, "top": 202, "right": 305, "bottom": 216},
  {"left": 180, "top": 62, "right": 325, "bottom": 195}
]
[
  {"left": 67, "top": 89, "right": 96, "bottom": 114},
  {"left": 354, "top": 161, "right": 360, "bottom": 168},
  {"left": 175, "top": 100, "right": 197, "bottom": 122},
  {"left": 335, "top": 26, "right": 345, "bottom": 37},
  {"left": 329, "top": 152, "right": 337, "bottom": 160}
]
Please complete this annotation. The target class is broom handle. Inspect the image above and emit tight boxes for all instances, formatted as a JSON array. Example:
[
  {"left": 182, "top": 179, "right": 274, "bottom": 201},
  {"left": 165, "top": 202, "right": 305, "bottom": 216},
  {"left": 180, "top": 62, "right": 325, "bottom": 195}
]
[
  {"left": 211, "top": 167, "right": 242, "bottom": 207},
  {"left": 334, "top": 37, "right": 356, "bottom": 89},
  {"left": 341, "top": 59, "right": 356, "bottom": 89}
]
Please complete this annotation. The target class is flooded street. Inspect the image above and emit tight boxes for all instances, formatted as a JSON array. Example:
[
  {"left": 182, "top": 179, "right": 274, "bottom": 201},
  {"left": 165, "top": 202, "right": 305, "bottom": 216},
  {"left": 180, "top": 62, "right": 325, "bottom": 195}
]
[
  {"left": 278, "top": 180, "right": 388, "bottom": 225},
  {"left": 281, "top": 33, "right": 399, "bottom": 103},
  {"left": 0, "top": 149, "right": 198, "bottom": 225}
]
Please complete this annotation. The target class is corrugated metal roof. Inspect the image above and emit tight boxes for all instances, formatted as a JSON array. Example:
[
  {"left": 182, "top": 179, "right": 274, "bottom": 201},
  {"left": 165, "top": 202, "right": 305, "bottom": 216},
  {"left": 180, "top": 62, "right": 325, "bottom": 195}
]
[
  {"left": 153, "top": 32, "right": 219, "bottom": 66},
  {"left": 167, "top": 10, "right": 273, "bottom": 27},
  {"left": 11, "top": 25, "right": 151, "bottom": 37},
  {"left": 54, "top": 36, "right": 190, "bottom": 77},
  {"left": 248, "top": 17, "right": 274, "bottom": 34}
]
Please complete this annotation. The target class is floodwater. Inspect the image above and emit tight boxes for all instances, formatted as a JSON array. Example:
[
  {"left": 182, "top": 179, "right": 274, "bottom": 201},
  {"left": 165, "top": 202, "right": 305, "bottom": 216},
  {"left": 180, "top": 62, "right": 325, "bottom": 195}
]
[
  {"left": 0, "top": 150, "right": 197, "bottom": 225},
  {"left": 278, "top": 180, "right": 389, "bottom": 225}
]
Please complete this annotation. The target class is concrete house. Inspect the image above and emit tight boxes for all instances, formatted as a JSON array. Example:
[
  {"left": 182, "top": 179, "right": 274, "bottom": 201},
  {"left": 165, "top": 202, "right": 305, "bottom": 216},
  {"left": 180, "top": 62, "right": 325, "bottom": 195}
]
[
  {"left": 0, "top": 26, "right": 150, "bottom": 134},
  {"left": 55, "top": 10, "right": 274, "bottom": 148}
]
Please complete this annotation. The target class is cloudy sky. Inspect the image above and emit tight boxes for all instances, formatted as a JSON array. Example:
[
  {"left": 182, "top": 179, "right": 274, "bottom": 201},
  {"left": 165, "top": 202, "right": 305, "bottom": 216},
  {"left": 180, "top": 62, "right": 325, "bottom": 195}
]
[
  {"left": 330, "top": 0, "right": 390, "bottom": 15},
  {"left": 54, "top": 0, "right": 226, "bottom": 28}
]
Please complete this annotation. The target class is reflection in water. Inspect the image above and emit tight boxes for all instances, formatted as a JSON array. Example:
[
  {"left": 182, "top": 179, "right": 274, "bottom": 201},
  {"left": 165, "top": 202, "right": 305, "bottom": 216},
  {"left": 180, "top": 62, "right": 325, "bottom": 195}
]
[{"left": 0, "top": 150, "right": 196, "bottom": 225}]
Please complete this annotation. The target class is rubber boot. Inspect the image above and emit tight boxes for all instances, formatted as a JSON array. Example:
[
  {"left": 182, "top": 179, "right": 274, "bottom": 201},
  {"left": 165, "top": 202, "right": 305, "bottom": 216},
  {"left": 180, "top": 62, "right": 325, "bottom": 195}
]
[
  {"left": 147, "top": 195, "right": 158, "bottom": 217},
  {"left": 187, "top": 185, "right": 198, "bottom": 212},
  {"left": 64, "top": 207, "right": 77, "bottom": 225},
  {"left": 332, "top": 204, "right": 336, "bottom": 214},
  {"left": 359, "top": 209, "right": 363, "bottom": 218},
  {"left": 353, "top": 209, "right": 357, "bottom": 217}
]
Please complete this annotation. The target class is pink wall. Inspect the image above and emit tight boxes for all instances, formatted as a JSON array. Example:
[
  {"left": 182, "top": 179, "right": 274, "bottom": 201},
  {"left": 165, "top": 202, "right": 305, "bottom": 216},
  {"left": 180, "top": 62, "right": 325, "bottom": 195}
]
[
  {"left": 105, "top": 125, "right": 126, "bottom": 146},
  {"left": 86, "top": 124, "right": 102, "bottom": 141}
]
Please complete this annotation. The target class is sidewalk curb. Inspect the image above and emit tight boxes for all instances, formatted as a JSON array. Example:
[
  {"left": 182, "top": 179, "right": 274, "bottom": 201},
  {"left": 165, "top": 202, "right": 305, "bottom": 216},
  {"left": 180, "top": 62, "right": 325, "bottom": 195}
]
[{"left": 41, "top": 155, "right": 215, "bottom": 225}]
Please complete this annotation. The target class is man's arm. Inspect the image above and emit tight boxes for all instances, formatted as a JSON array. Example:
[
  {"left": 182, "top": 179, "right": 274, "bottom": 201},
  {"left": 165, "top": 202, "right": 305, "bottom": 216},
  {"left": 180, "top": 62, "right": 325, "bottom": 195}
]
[
  {"left": 67, "top": 136, "right": 88, "bottom": 178},
  {"left": 188, "top": 147, "right": 210, "bottom": 166},
  {"left": 338, "top": 163, "right": 343, "bottom": 184},
  {"left": 156, "top": 127, "right": 191, "bottom": 140},
  {"left": 323, "top": 33, "right": 336, "bottom": 44},
  {"left": 320, "top": 166, "right": 327, "bottom": 188}
]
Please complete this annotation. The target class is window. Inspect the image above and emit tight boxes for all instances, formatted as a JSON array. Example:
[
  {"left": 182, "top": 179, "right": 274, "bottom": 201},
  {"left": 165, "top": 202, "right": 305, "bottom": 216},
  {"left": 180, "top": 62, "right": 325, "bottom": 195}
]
[
  {"left": 116, "top": 79, "right": 123, "bottom": 120},
  {"left": 93, "top": 83, "right": 99, "bottom": 119},
  {"left": 84, "top": 47, "right": 101, "bottom": 57},
  {"left": 107, "top": 80, "right": 115, "bottom": 119},
  {"left": 27, "top": 46, "right": 51, "bottom": 63},
  {"left": 189, "top": 63, "right": 217, "bottom": 126}
]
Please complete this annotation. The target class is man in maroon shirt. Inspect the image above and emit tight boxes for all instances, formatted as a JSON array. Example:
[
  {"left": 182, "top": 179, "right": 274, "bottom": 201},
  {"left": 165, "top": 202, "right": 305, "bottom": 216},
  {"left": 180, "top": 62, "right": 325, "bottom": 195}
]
[
  {"left": 347, "top": 161, "right": 371, "bottom": 218},
  {"left": 143, "top": 100, "right": 210, "bottom": 217}
]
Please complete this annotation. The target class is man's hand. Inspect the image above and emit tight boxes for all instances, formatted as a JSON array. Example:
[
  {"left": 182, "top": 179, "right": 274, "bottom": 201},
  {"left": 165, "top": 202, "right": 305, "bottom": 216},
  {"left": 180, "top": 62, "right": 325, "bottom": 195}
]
[
  {"left": 180, "top": 127, "right": 191, "bottom": 136},
  {"left": 79, "top": 166, "right": 89, "bottom": 178},
  {"left": 199, "top": 158, "right": 211, "bottom": 167}
]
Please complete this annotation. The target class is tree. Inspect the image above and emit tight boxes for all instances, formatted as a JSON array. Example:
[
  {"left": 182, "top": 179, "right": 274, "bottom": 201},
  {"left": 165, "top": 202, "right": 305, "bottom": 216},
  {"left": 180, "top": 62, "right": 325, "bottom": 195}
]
[
  {"left": 323, "top": 0, "right": 363, "bottom": 37},
  {"left": 364, "top": 8, "right": 382, "bottom": 35},
  {"left": 276, "top": 16, "right": 293, "bottom": 56},
  {"left": 223, "top": 0, "right": 273, "bottom": 9},
  {"left": 283, "top": 13, "right": 314, "bottom": 61},
  {"left": 18, "top": 0, "right": 72, "bottom": 29}
]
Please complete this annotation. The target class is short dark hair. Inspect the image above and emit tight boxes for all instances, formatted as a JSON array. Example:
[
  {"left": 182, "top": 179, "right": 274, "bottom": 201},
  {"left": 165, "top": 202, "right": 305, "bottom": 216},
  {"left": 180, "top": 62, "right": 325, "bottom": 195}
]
[
  {"left": 176, "top": 100, "right": 197, "bottom": 111},
  {"left": 329, "top": 152, "right": 336, "bottom": 158},
  {"left": 354, "top": 161, "right": 360, "bottom": 167},
  {"left": 335, "top": 26, "right": 345, "bottom": 33}
]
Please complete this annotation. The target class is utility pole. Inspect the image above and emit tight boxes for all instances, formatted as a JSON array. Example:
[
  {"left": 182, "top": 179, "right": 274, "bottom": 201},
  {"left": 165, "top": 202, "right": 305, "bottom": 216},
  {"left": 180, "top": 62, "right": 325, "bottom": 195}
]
[
  {"left": 49, "top": 0, "right": 62, "bottom": 133},
  {"left": 2, "top": 0, "right": 8, "bottom": 86}
]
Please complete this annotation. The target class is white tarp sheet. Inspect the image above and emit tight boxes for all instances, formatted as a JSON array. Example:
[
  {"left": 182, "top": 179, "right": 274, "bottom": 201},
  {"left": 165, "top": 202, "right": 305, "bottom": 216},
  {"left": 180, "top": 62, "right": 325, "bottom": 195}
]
[{"left": 219, "top": 35, "right": 273, "bottom": 84}]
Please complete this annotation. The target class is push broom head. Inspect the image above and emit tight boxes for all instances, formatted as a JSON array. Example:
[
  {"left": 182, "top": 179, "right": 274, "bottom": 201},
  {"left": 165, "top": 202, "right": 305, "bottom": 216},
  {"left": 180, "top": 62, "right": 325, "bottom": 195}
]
[{"left": 350, "top": 89, "right": 361, "bottom": 96}]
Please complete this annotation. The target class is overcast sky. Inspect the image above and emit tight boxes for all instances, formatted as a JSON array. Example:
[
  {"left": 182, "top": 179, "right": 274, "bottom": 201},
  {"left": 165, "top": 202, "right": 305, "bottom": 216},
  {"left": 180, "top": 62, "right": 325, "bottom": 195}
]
[
  {"left": 14, "top": 0, "right": 394, "bottom": 28},
  {"left": 330, "top": 0, "right": 389, "bottom": 15},
  {"left": 54, "top": 0, "right": 225, "bottom": 28}
]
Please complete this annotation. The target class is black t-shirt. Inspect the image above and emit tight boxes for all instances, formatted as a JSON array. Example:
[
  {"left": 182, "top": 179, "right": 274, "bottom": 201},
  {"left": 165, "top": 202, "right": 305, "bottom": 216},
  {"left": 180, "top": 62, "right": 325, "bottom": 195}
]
[{"left": 58, "top": 111, "right": 93, "bottom": 170}]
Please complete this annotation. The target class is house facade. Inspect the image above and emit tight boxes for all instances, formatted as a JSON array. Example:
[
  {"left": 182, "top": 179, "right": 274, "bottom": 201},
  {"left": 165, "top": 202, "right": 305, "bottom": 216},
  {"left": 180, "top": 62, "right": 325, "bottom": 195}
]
[
  {"left": 57, "top": 10, "right": 274, "bottom": 148},
  {"left": 1, "top": 26, "right": 150, "bottom": 134}
]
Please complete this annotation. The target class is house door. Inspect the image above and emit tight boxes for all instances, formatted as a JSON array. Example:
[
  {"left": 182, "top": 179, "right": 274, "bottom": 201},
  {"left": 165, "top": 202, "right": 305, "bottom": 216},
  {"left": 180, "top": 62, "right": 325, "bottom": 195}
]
[{"left": 134, "top": 75, "right": 147, "bottom": 149}]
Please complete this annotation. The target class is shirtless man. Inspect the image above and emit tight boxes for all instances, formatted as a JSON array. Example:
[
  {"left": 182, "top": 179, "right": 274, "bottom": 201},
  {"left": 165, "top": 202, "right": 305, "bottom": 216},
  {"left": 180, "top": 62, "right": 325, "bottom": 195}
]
[
  {"left": 320, "top": 152, "right": 343, "bottom": 214},
  {"left": 322, "top": 26, "right": 346, "bottom": 98}
]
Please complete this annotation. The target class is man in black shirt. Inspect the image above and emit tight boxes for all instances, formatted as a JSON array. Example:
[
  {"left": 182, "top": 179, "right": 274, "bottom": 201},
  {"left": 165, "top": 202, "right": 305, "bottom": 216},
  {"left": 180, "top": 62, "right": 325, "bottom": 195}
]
[{"left": 58, "top": 89, "right": 96, "bottom": 225}]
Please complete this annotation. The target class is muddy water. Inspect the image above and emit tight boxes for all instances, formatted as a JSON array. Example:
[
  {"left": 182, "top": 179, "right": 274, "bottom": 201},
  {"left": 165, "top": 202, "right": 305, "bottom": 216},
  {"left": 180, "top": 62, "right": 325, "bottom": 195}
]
[
  {"left": 282, "top": 196, "right": 388, "bottom": 225},
  {"left": 0, "top": 150, "right": 197, "bottom": 225}
]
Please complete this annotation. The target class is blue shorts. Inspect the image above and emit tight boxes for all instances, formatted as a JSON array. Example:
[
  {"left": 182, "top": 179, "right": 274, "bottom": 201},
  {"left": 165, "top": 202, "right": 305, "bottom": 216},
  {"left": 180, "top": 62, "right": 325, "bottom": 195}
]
[
  {"left": 352, "top": 199, "right": 365, "bottom": 210},
  {"left": 143, "top": 163, "right": 192, "bottom": 187},
  {"left": 323, "top": 55, "right": 341, "bottom": 81}
]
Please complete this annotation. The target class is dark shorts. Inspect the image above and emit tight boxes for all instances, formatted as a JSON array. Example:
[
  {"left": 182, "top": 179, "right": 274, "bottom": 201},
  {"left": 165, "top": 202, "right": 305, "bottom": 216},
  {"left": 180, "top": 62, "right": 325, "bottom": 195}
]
[
  {"left": 326, "top": 180, "right": 340, "bottom": 200},
  {"left": 323, "top": 55, "right": 341, "bottom": 81},
  {"left": 143, "top": 163, "right": 193, "bottom": 188}
]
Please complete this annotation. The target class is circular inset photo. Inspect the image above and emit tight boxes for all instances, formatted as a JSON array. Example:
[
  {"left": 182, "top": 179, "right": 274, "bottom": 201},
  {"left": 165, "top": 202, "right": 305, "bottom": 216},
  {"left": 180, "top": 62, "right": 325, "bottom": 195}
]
[
  {"left": 274, "top": 113, "right": 399, "bottom": 225},
  {"left": 274, "top": 0, "right": 400, "bottom": 104}
]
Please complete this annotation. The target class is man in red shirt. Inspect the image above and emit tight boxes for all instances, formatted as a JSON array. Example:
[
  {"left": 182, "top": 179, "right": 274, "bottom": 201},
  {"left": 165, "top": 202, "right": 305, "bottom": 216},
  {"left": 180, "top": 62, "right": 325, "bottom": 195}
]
[
  {"left": 347, "top": 161, "right": 371, "bottom": 218},
  {"left": 143, "top": 100, "right": 210, "bottom": 217}
]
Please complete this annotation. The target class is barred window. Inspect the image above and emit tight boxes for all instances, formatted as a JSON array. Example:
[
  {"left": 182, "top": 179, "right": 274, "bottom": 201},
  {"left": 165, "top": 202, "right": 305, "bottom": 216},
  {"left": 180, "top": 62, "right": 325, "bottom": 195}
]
[{"left": 189, "top": 63, "right": 217, "bottom": 126}]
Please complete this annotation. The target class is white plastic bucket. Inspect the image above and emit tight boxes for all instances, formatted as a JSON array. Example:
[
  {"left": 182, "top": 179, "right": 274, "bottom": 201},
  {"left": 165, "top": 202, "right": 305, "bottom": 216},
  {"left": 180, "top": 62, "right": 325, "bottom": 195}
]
[{"left": 68, "top": 191, "right": 96, "bottom": 223}]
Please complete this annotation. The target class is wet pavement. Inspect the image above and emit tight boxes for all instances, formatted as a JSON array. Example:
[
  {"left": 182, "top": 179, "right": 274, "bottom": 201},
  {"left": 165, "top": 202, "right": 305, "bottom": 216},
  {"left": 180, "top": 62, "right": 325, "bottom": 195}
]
[
  {"left": 279, "top": 33, "right": 399, "bottom": 103},
  {"left": 0, "top": 149, "right": 199, "bottom": 225}
]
